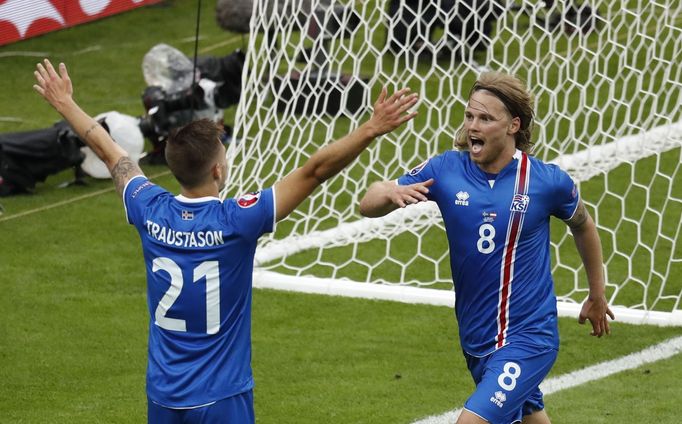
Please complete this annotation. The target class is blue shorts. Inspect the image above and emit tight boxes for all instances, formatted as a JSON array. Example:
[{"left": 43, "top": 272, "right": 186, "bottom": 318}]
[
  {"left": 148, "top": 390, "right": 254, "bottom": 424},
  {"left": 463, "top": 344, "right": 557, "bottom": 424}
]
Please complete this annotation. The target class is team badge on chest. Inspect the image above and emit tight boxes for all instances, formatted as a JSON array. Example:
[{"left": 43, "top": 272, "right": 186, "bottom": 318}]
[{"left": 510, "top": 194, "right": 530, "bottom": 213}]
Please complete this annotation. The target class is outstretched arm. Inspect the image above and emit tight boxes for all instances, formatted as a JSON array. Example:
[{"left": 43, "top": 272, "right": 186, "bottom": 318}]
[
  {"left": 566, "top": 200, "right": 615, "bottom": 337},
  {"left": 33, "top": 59, "right": 143, "bottom": 196},
  {"left": 359, "top": 179, "right": 434, "bottom": 217},
  {"left": 274, "top": 87, "right": 419, "bottom": 221}
]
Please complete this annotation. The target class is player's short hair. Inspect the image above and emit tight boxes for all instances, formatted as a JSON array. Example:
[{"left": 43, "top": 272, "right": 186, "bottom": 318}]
[
  {"left": 165, "top": 119, "right": 225, "bottom": 189},
  {"left": 456, "top": 72, "right": 535, "bottom": 152}
]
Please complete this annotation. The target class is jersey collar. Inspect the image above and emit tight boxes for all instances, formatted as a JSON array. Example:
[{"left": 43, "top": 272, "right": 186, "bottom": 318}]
[
  {"left": 467, "top": 149, "right": 523, "bottom": 184},
  {"left": 175, "top": 194, "right": 221, "bottom": 203}
]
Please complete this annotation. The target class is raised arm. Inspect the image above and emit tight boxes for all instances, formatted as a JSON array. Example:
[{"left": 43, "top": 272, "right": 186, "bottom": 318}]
[
  {"left": 33, "top": 59, "right": 143, "bottom": 196},
  {"left": 566, "top": 199, "right": 615, "bottom": 337},
  {"left": 359, "top": 178, "right": 433, "bottom": 217},
  {"left": 273, "top": 87, "right": 419, "bottom": 221}
]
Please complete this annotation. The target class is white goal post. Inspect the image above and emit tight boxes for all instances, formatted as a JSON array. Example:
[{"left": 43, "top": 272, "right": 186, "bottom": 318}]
[{"left": 225, "top": 0, "right": 682, "bottom": 326}]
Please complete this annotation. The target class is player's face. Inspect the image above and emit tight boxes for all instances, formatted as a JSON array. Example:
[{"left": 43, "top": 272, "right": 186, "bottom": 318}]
[{"left": 463, "top": 90, "right": 519, "bottom": 173}]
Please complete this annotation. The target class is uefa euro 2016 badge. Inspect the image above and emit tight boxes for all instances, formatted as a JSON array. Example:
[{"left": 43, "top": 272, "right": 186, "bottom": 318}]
[
  {"left": 237, "top": 191, "right": 262, "bottom": 208},
  {"left": 510, "top": 194, "right": 530, "bottom": 213},
  {"left": 408, "top": 159, "right": 429, "bottom": 176}
]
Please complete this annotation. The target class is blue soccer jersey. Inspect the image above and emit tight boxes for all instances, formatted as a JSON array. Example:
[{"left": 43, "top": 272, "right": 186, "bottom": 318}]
[
  {"left": 123, "top": 175, "right": 275, "bottom": 408},
  {"left": 398, "top": 150, "right": 579, "bottom": 357}
]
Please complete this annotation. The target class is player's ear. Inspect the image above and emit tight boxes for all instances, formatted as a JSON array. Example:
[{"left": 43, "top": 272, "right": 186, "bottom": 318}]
[
  {"left": 212, "top": 162, "right": 223, "bottom": 182},
  {"left": 508, "top": 116, "right": 521, "bottom": 135}
]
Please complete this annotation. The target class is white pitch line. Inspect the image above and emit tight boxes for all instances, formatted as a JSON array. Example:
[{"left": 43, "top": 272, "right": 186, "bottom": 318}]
[
  {"left": 0, "top": 51, "right": 50, "bottom": 58},
  {"left": 72, "top": 45, "right": 102, "bottom": 55},
  {"left": 412, "top": 335, "right": 682, "bottom": 424},
  {"left": 0, "top": 170, "right": 171, "bottom": 223},
  {"left": 0, "top": 45, "right": 100, "bottom": 58},
  {"left": 0, "top": 186, "right": 117, "bottom": 223},
  {"left": 0, "top": 30, "right": 238, "bottom": 59},
  {"left": 199, "top": 35, "right": 244, "bottom": 54}
]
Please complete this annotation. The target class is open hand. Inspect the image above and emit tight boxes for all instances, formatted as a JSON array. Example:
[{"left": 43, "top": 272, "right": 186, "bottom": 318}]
[
  {"left": 33, "top": 59, "right": 73, "bottom": 112},
  {"left": 366, "top": 87, "right": 419, "bottom": 137}
]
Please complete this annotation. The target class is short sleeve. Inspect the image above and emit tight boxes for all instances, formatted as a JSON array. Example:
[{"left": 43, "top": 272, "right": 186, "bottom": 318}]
[
  {"left": 551, "top": 166, "right": 580, "bottom": 220},
  {"left": 396, "top": 155, "right": 443, "bottom": 200},
  {"left": 229, "top": 187, "right": 275, "bottom": 241},
  {"left": 123, "top": 175, "right": 165, "bottom": 226}
]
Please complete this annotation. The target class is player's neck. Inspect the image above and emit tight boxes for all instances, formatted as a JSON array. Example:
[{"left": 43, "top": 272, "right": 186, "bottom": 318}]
[
  {"left": 180, "top": 184, "right": 220, "bottom": 199},
  {"left": 472, "top": 138, "right": 518, "bottom": 174},
  {"left": 476, "top": 151, "right": 515, "bottom": 174}
]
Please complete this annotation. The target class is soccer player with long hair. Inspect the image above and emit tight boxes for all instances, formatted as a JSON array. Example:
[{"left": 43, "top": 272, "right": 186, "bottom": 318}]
[{"left": 360, "top": 72, "right": 614, "bottom": 424}]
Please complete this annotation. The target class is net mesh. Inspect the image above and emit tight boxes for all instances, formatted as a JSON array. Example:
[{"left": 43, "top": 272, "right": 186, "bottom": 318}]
[{"left": 225, "top": 0, "right": 682, "bottom": 319}]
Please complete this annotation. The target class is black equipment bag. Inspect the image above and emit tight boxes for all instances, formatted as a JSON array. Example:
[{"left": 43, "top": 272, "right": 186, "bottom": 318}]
[{"left": 0, "top": 121, "right": 84, "bottom": 196}]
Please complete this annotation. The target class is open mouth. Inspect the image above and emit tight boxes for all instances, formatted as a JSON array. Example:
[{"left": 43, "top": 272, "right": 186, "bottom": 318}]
[{"left": 470, "top": 136, "right": 484, "bottom": 154}]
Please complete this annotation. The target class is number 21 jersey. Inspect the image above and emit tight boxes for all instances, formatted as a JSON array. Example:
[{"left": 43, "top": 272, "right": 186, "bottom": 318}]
[{"left": 124, "top": 175, "right": 275, "bottom": 408}]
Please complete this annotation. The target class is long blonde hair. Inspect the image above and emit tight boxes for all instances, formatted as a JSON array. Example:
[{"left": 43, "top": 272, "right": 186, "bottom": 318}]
[{"left": 455, "top": 72, "right": 535, "bottom": 152}]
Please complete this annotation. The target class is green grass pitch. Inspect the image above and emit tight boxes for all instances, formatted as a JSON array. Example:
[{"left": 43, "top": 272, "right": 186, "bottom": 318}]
[{"left": 1, "top": 1, "right": 681, "bottom": 423}]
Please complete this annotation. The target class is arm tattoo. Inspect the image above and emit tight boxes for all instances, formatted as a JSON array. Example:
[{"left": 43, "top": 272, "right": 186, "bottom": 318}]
[
  {"left": 83, "top": 123, "right": 99, "bottom": 140},
  {"left": 111, "top": 156, "right": 144, "bottom": 196},
  {"left": 566, "top": 200, "right": 589, "bottom": 229}
]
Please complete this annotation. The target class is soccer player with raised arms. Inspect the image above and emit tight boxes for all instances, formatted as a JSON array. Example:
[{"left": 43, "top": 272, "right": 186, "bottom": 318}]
[
  {"left": 33, "top": 58, "right": 418, "bottom": 423},
  {"left": 359, "top": 72, "right": 614, "bottom": 424}
]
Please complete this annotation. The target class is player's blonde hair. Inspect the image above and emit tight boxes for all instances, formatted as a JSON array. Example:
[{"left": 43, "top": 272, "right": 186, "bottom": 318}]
[{"left": 455, "top": 72, "right": 535, "bottom": 153}]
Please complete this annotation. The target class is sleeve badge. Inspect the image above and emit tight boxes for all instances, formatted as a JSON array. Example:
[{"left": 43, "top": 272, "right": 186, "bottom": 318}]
[
  {"left": 237, "top": 191, "right": 262, "bottom": 208},
  {"left": 408, "top": 159, "right": 429, "bottom": 176}
]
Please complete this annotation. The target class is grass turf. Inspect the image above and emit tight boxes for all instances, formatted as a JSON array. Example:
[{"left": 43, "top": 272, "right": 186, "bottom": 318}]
[{"left": 1, "top": 1, "right": 682, "bottom": 423}]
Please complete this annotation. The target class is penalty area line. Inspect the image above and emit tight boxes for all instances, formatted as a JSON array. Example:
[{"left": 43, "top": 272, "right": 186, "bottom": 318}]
[{"left": 411, "top": 335, "right": 682, "bottom": 424}]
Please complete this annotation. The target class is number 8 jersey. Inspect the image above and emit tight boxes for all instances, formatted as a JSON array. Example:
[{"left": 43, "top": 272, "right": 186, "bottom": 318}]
[
  {"left": 398, "top": 150, "right": 579, "bottom": 357},
  {"left": 123, "top": 175, "right": 275, "bottom": 408}
]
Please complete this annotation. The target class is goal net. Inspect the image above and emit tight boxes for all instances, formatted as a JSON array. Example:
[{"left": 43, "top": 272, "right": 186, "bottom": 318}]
[{"left": 225, "top": 0, "right": 682, "bottom": 325}]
